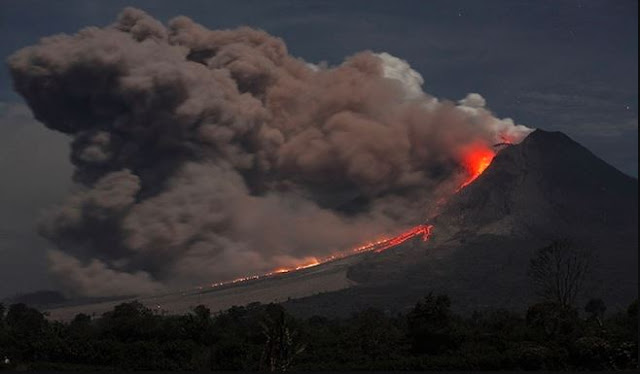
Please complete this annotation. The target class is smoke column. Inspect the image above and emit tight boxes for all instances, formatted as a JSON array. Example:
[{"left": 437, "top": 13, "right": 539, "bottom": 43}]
[{"left": 7, "top": 8, "right": 533, "bottom": 296}]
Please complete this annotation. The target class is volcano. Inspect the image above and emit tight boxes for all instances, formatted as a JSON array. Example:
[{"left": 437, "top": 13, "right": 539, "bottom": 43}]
[
  {"left": 44, "top": 129, "right": 638, "bottom": 320},
  {"left": 284, "top": 129, "right": 638, "bottom": 317}
]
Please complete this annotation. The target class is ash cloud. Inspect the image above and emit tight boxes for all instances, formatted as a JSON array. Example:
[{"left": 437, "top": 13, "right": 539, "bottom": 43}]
[{"left": 7, "top": 8, "right": 533, "bottom": 296}]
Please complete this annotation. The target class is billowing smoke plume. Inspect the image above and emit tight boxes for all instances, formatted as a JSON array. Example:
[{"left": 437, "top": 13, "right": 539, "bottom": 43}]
[{"left": 8, "top": 8, "right": 532, "bottom": 296}]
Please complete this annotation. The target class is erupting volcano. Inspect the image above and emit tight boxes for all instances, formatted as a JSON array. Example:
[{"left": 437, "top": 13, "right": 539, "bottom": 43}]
[
  {"left": 459, "top": 144, "right": 496, "bottom": 189},
  {"left": 41, "top": 129, "right": 638, "bottom": 321},
  {"left": 208, "top": 147, "right": 495, "bottom": 290},
  {"left": 206, "top": 224, "right": 435, "bottom": 289},
  {"left": 6, "top": 7, "right": 536, "bottom": 297}
]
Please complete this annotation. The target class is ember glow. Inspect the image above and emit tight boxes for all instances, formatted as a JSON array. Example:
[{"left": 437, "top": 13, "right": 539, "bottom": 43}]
[
  {"left": 271, "top": 258, "right": 322, "bottom": 274},
  {"left": 370, "top": 225, "right": 433, "bottom": 253},
  {"left": 204, "top": 148, "right": 499, "bottom": 291},
  {"left": 206, "top": 225, "right": 433, "bottom": 289},
  {"left": 204, "top": 142, "right": 499, "bottom": 291},
  {"left": 459, "top": 144, "right": 496, "bottom": 189}
]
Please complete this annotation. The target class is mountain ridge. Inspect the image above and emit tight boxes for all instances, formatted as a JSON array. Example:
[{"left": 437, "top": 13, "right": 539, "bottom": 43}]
[
  {"left": 432, "top": 128, "right": 637, "bottom": 240},
  {"left": 284, "top": 129, "right": 638, "bottom": 317},
  {"left": 39, "top": 129, "right": 638, "bottom": 320}
]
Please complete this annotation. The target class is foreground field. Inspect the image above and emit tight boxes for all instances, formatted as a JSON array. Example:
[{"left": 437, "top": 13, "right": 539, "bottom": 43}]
[{"left": 45, "top": 254, "right": 362, "bottom": 321}]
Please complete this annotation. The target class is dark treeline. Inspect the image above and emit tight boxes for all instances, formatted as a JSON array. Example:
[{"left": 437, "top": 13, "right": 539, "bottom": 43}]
[{"left": 0, "top": 294, "right": 636, "bottom": 371}]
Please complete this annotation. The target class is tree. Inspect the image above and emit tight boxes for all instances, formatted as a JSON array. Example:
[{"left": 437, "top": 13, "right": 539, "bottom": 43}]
[
  {"left": 584, "top": 299, "right": 606, "bottom": 327},
  {"left": 3, "top": 303, "right": 48, "bottom": 362},
  {"left": 259, "top": 306, "right": 306, "bottom": 372},
  {"left": 407, "top": 293, "right": 459, "bottom": 354},
  {"left": 192, "top": 305, "right": 211, "bottom": 321},
  {"left": 528, "top": 239, "right": 592, "bottom": 308},
  {"left": 4, "top": 303, "right": 47, "bottom": 337},
  {"left": 346, "top": 308, "right": 403, "bottom": 363},
  {"left": 100, "top": 301, "right": 156, "bottom": 342},
  {"left": 627, "top": 299, "right": 638, "bottom": 341},
  {"left": 526, "top": 302, "right": 579, "bottom": 341},
  {"left": 0, "top": 303, "right": 5, "bottom": 339},
  {"left": 186, "top": 305, "right": 214, "bottom": 345}
]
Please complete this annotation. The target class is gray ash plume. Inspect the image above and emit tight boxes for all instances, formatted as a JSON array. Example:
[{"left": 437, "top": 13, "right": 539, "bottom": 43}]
[{"left": 7, "top": 8, "right": 532, "bottom": 296}]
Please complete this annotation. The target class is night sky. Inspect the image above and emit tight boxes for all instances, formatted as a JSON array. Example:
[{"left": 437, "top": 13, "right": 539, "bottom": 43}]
[{"left": 0, "top": 0, "right": 637, "bottom": 298}]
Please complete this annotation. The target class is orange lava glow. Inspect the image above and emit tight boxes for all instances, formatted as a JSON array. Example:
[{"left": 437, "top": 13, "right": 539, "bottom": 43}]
[
  {"left": 205, "top": 225, "right": 433, "bottom": 290},
  {"left": 359, "top": 225, "right": 433, "bottom": 254},
  {"left": 459, "top": 144, "right": 495, "bottom": 189},
  {"left": 203, "top": 144, "right": 499, "bottom": 292},
  {"left": 270, "top": 258, "right": 321, "bottom": 275}
]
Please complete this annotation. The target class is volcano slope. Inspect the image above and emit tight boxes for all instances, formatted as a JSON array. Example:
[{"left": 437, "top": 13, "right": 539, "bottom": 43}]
[{"left": 284, "top": 129, "right": 638, "bottom": 317}]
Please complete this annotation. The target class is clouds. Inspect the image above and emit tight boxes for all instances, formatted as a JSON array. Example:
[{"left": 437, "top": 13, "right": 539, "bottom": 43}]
[
  {"left": 7, "top": 7, "right": 532, "bottom": 296},
  {"left": 376, "top": 52, "right": 426, "bottom": 101},
  {"left": 458, "top": 93, "right": 486, "bottom": 109},
  {"left": 48, "top": 250, "right": 162, "bottom": 297}
]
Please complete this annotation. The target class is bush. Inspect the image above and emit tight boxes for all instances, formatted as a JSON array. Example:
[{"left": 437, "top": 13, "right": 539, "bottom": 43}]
[
  {"left": 407, "top": 293, "right": 461, "bottom": 354},
  {"left": 0, "top": 295, "right": 636, "bottom": 370}
]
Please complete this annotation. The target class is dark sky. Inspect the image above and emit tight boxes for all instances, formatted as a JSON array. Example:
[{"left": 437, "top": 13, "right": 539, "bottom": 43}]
[{"left": 0, "top": 0, "right": 637, "bottom": 298}]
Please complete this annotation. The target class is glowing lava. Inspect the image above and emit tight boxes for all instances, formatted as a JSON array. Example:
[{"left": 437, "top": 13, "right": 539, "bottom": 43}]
[
  {"left": 270, "top": 258, "right": 321, "bottom": 274},
  {"left": 459, "top": 144, "right": 495, "bottom": 189},
  {"left": 352, "top": 225, "right": 433, "bottom": 254},
  {"left": 206, "top": 225, "right": 433, "bottom": 289},
  {"left": 204, "top": 144, "right": 498, "bottom": 291}
]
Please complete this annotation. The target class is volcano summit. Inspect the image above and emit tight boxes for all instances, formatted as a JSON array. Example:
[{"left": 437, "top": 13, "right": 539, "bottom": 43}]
[
  {"left": 42, "top": 129, "right": 638, "bottom": 320},
  {"left": 286, "top": 129, "right": 638, "bottom": 317},
  {"left": 3, "top": 7, "right": 636, "bottom": 319}
]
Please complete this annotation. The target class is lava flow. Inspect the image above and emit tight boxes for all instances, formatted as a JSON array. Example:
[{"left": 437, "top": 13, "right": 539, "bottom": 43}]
[
  {"left": 458, "top": 144, "right": 496, "bottom": 189},
  {"left": 205, "top": 146, "right": 496, "bottom": 291},
  {"left": 206, "top": 225, "right": 433, "bottom": 289},
  {"left": 352, "top": 225, "right": 433, "bottom": 254}
]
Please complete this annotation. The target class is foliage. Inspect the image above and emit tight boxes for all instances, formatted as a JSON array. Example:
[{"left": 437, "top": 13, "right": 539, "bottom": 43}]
[
  {"left": 259, "top": 304, "right": 306, "bottom": 371},
  {"left": 407, "top": 293, "right": 460, "bottom": 354},
  {"left": 528, "top": 239, "right": 593, "bottom": 308},
  {"left": 584, "top": 298, "right": 606, "bottom": 326},
  {"left": 0, "top": 296, "right": 636, "bottom": 371}
]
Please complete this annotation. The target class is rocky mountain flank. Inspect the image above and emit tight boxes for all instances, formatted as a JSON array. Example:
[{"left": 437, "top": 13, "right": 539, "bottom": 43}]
[{"left": 285, "top": 130, "right": 638, "bottom": 317}]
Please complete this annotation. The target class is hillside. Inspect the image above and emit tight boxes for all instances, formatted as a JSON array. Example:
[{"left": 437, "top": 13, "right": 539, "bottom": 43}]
[
  {"left": 285, "top": 130, "right": 638, "bottom": 317},
  {"left": 42, "top": 130, "right": 638, "bottom": 320}
]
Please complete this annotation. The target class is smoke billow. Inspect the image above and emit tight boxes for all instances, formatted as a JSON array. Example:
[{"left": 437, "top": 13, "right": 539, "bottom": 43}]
[{"left": 7, "top": 8, "right": 532, "bottom": 296}]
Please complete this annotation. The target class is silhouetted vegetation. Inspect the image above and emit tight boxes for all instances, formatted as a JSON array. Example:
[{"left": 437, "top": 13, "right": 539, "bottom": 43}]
[
  {"left": 528, "top": 239, "right": 593, "bottom": 308},
  {"left": 0, "top": 294, "right": 637, "bottom": 371}
]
